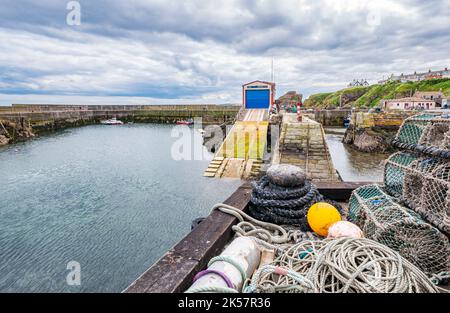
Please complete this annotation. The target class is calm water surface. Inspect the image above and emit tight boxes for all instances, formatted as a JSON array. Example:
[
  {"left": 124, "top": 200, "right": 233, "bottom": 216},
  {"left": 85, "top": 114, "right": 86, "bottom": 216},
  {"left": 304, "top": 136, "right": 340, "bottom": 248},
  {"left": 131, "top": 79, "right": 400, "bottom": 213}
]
[
  {"left": 0, "top": 124, "right": 241, "bottom": 292},
  {"left": 325, "top": 128, "right": 389, "bottom": 182}
]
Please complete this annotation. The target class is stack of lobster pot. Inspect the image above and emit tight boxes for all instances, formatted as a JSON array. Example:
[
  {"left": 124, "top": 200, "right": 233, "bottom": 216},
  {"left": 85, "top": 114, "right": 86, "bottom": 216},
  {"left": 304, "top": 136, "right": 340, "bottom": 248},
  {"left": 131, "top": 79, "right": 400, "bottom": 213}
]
[
  {"left": 349, "top": 113, "right": 450, "bottom": 280},
  {"left": 386, "top": 113, "right": 450, "bottom": 235}
]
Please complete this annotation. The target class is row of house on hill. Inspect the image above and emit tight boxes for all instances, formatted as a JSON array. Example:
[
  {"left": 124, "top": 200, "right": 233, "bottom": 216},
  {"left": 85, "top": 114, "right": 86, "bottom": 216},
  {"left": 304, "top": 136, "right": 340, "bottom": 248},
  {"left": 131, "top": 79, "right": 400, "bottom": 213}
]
[
  {"left": 378, "top": 68, "right": 450, "bottom": 84},
  {"left": 381, "top": 91, "right": 449, "bottom": 110}
]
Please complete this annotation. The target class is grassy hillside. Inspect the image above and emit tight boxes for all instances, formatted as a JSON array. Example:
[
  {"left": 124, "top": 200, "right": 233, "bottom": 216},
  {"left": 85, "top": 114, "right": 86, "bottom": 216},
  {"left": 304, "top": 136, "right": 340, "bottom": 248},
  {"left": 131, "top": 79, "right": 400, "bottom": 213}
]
[{"left": 304, "top": 78, "right": 450, "bottom": 108}]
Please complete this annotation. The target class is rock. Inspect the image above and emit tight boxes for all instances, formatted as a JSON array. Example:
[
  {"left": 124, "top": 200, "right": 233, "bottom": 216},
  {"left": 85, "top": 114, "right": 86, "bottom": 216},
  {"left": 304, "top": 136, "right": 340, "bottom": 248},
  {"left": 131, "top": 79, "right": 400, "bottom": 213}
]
[
  {"left": 343, "top": 125, "right": 354, "bottom": 144},
  {"left": 267, "top": 164, "right": 307, "bottom": 187},
  {"left": 352, "top": 129, "right": 394, "bottom": 153},
  {"left": 343, "top": 126, "right": 396, "bottom": 153}
]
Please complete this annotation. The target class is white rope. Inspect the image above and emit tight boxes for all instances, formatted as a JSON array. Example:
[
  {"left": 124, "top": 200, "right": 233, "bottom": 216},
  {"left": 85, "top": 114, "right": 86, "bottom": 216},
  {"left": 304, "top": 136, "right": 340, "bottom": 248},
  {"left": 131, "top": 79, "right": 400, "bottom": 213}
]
[
  {"left": 185, "top": 286, "right": 238, "bottom": 294},
  {"left": 251, "top": 238, "right": 447, "bottom": 293},
  {"left": 244, "top": 265, "right": 316, "bottom": 293},
  {"left": 212, "top": 203, "right": 318, "bottom": 248}
]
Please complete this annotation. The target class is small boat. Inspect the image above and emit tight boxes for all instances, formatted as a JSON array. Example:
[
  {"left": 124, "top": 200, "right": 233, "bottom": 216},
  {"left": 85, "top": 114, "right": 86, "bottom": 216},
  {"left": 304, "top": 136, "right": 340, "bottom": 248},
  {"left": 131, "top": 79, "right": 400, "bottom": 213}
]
[
  {"left": 100, "top": 117, "right": 124, "bottom": 125},
  {"left": 176, "top": 119, "right": 194, "bottom": 125}
]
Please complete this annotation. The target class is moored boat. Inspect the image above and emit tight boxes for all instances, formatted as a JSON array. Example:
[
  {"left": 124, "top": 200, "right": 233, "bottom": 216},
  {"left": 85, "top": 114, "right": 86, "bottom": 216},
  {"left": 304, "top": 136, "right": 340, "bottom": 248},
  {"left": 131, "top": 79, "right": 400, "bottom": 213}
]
[
  {"left": 176, "top": 119, "right": 194, "bottom": 125},
  {"left": 100, "top": 117, "right": 124, "bottom": 125}
]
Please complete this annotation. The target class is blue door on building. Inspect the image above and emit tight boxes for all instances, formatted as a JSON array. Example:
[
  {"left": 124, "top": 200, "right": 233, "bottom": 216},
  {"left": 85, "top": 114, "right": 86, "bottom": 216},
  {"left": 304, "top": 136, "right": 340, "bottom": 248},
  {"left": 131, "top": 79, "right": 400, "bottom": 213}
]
[{"left": 246, "top": 90, "right": 270, "bottom": 109}]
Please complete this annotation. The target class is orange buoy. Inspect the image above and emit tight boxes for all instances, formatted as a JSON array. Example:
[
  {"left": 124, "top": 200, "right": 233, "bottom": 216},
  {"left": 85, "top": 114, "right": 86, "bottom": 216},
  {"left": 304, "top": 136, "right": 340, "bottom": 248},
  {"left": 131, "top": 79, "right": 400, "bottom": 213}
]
[{"left": 307, "top": 202, "right": 342, "bottom": 237}]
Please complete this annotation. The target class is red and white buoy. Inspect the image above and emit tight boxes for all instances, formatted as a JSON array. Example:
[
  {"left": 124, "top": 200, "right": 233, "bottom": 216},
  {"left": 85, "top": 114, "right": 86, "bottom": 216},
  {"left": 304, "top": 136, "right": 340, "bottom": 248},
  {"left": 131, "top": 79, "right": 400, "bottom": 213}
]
[{"left": 297, "top": 101, "right": 302, "bottom": 122}]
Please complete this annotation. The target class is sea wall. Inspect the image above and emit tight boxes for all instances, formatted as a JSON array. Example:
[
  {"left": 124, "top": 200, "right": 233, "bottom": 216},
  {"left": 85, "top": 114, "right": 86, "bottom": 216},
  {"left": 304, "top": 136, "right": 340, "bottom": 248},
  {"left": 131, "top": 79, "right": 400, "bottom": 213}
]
[
  {"left": 0, "top": 104, "right": 241, "bottom": 145},
  {"left": 314, "top": 109, "right": 352, "bottom": 127}
]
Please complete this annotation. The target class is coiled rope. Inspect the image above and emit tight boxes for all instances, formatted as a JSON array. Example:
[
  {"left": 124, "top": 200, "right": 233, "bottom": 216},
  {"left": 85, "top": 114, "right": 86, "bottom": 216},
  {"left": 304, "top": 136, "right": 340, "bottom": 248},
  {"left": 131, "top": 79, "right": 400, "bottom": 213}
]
[
  {"left": 248, "top": 176, "right": 344, "bottom": 230},
  {"left": 246, "top": 237, "right": 447, "bottom": 293},
  {"left": 244, "top": 265, "right": 316, "bottom": 293},
  {"left": 212, "top": 204, "right": 319, "bottom": 252},
  {"left": 185, "top": 286, "right": 238, "bottom": 294},
  {"left": 186, "top": 252, "right": 249, "bottom": 294}
]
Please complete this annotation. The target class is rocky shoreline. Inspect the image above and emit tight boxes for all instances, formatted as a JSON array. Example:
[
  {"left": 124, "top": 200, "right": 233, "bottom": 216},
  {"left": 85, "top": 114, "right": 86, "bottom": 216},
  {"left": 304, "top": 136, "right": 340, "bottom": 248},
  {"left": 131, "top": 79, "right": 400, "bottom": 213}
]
[
  {"left": 343, "top": 125, "right": 397, "bottom": 153},
  {"left": 0, "top": 119, "right": 35, "bottom": 147}
]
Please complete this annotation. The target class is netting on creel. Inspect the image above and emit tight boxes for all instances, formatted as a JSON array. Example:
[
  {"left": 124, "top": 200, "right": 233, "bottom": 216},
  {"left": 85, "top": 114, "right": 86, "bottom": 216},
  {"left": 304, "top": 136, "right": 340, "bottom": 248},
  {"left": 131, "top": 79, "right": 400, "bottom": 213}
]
[
  {"left": 384, "top": 152, "right": 450, "bottom": 235},
  {"left": 392, "top": 113, "right": 450, "bottom": 158},
  {"left": 348, "top": 184, "right": 449, "bottom": 277}
]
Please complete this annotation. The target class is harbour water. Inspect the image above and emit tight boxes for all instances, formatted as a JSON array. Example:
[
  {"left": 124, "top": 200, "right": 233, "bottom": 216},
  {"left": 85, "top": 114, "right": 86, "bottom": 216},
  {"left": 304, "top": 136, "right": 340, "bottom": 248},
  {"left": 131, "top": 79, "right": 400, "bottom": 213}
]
[
  {"left": 325, "top": 128, "right": 389, "bottom": 182},
  {"left": 0, "top": 124, "right": 388, "bottom": 292},
  {"left": 0, "top": 124, "right": 241, "bottom": 292}
]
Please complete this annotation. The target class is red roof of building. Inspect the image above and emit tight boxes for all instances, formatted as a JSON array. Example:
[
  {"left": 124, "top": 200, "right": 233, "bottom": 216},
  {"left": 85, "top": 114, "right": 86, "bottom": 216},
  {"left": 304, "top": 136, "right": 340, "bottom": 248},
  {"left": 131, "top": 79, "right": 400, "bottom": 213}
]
[{"left": 242, "top": 80, "right": 275, "bottom": 87}]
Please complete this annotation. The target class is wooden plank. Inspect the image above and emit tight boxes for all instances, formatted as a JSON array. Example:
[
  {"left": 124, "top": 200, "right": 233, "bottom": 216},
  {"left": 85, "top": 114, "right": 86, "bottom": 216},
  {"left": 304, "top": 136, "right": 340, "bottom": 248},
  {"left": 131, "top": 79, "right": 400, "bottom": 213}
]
[
  {"left": 124, "top": 183, "right": 252, "bottom": 293},
  {"left": 316, "top": 181, "right": 380, "bottom": 201}
]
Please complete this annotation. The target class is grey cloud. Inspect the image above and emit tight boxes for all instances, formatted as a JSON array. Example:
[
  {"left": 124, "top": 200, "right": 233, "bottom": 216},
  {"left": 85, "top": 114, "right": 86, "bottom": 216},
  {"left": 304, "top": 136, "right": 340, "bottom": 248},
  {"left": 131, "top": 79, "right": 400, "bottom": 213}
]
[{"left": 0, "top": 0, "right": 449, "bottom": 103}]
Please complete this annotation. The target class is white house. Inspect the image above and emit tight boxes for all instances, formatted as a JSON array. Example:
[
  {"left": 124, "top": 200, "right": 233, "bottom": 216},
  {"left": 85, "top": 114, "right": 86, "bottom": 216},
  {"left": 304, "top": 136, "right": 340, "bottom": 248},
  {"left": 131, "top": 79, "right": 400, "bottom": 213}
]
[
  {"left": 379, "top": 68, "right": 450, "bottom": 84},
  {"left": 382, "top": 97, "right": 437, "bottom": 110},
  {"left": 414, "top": 91, "right": 443, "bottom": 101}
]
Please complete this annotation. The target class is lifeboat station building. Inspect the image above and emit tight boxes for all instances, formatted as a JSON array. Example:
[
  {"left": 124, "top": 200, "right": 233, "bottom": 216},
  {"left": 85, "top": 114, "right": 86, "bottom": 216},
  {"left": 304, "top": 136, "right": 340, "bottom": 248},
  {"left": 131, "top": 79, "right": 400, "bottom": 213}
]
[{"left": 243, "top": 81, "right": 276, "bottom": 109}]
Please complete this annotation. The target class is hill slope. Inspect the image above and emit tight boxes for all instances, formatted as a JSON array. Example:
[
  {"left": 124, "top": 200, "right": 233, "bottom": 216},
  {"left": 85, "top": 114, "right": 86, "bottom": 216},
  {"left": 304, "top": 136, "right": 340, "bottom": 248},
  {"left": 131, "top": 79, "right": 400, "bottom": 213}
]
[{"left": 304, "top": 78, "right": 450, "bottom": 108}]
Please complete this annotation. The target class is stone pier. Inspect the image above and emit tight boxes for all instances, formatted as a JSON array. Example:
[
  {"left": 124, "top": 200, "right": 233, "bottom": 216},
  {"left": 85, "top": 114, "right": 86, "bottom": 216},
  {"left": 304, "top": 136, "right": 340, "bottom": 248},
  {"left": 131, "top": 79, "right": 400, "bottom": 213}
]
[{"left": 274, "top": 113, "right": 340, "bottom": 182}]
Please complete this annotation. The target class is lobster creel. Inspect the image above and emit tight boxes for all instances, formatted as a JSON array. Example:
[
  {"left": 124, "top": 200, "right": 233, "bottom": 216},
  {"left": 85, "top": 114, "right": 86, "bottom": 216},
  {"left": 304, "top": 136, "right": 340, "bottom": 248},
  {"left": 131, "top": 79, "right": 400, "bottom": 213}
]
[
  {"left": 384, "top": 152, "right": 450, "bottom": 235},
  {"left": 348, "top": 184, "right": 449, "bottom": 277},
  {"left": 392, "top": 113, "right": 450, "bottom": 158}
]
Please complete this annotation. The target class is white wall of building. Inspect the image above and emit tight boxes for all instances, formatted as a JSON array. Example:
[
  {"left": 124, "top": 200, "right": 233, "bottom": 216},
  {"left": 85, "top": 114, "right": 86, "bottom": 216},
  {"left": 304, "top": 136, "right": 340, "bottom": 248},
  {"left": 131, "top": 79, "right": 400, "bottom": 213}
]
[{"left": 384, "top": 99, "right": 437, "bottom": 110}]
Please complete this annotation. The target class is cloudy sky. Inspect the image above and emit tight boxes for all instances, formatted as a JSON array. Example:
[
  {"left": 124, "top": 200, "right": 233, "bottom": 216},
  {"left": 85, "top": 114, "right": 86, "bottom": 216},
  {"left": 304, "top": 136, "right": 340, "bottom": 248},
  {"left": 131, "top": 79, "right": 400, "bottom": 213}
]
[{"left": 0, "top": 0, "right": 449, "bottom": 105}]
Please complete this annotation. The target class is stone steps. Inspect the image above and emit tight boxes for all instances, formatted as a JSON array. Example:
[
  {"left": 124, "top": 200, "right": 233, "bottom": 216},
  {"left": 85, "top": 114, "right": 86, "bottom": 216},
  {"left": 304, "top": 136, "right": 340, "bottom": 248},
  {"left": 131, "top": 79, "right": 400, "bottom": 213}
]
[{"left": 203, "top": 157, "right": 225, "bottom": 177}]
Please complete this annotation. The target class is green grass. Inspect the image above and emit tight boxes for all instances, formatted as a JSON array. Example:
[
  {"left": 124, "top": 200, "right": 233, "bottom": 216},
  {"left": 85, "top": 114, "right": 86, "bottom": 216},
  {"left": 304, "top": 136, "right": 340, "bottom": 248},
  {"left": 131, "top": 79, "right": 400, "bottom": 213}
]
[{"left": 304, "top": 78, "right": 450, "bottom": 108}]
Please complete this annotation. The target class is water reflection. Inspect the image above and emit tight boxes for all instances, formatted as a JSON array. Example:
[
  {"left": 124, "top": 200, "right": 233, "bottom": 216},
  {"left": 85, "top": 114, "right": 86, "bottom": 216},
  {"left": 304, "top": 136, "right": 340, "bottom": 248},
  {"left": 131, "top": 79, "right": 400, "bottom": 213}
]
[{"left": 325, "top": 128, "right": 388, "bottom": 182}]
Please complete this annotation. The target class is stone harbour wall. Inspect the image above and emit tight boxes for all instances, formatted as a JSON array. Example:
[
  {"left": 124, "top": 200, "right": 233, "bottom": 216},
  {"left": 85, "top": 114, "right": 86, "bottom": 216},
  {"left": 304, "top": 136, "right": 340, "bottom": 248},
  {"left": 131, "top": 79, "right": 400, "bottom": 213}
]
[{"left": 0, "top": 104, "right": 241, "bottom": 146}]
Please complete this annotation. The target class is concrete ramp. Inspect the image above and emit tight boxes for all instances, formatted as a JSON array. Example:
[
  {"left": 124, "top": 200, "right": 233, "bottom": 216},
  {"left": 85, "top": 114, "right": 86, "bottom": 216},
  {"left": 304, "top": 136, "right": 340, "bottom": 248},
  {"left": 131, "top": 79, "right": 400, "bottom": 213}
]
[
  {"left": 204, "top": 120, "right": 269, "bottom": 179},
  {"left": 243, "top": 109, "right": 268, "bottom": 122},
  {"left": 218, "top": 121, "right": 268, "bottom": 159},
  {"left": 220, "top": 159, "right": 246, "bottom": 178}
]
